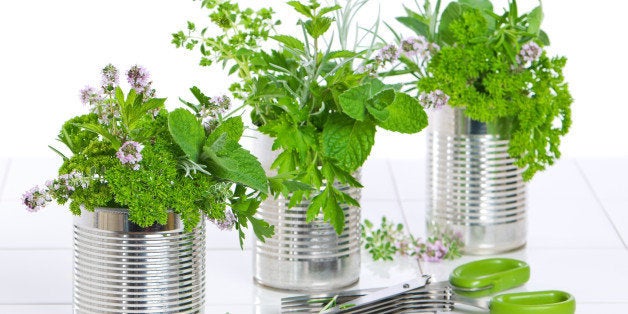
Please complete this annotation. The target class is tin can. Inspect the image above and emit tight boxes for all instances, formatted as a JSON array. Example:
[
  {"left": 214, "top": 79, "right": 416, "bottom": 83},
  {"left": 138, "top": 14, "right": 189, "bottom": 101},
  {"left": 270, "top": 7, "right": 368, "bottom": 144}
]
[
  {"left": 73, "top": 208, "right": 206, "bottom": 313},
  {"left": 427, "top": 107, "right": 527, "bottom": 254}
]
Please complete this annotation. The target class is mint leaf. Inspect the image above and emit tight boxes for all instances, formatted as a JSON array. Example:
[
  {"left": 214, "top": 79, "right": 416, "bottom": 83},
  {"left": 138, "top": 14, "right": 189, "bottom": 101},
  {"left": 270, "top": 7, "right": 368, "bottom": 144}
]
[
  {"left": 207, "top": 116, "right": 244, "bottom": 144},
  {"left": 304, "top": 17, "right": 334, "bottom": 38},
  {"left": 168, "top": 109, "right": 205, "bottom": 162},
  {"left": 271, "top": 35, "right": 305, "bottom": 51},
  {"left": 203, "top": 140, "right": 269, "bottom": 192},
  {"left": 366, "top": 89, "right": 395, "bottom": 121},
  {"left": 396, "top": 16, "right": 430, "bottom": 38},
  {"left": 377, "top": 93, "right": 428, "bottom": 134},
  {"left": 287, "top": 1, "right": 313, "bottom": 17},
  {"left": 338, "top": 79, "right": 388, "bottom": 121},
  {"left": 322, "top": 114, "right": 376, "bottom": 172}
]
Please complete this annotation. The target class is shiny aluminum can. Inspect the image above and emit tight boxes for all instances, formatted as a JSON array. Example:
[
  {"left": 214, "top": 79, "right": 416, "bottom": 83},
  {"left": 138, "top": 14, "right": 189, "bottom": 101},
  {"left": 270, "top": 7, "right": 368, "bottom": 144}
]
[
  {"left": 427, "top": 107, "right": 527, "bottom": 254},
  {"left": 253, "top": 184, "right": 361, "bottom": 292},
  {"left": 73, "top": 208, "right": 206, "bottom": 313}
]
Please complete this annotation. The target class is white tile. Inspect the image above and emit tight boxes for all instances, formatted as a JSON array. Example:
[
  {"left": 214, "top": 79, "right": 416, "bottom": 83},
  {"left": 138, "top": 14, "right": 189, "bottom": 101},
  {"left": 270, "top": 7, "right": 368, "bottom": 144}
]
[
  {"left": 206, "top": 304, "right": 277, "bottom": 314},
  {"left": 360, "top": 200, "right": 405, "bottom": 225},
  {"left": 361, "top": 158, "right": 397, "bottom": 201},
  {"left": 1, "top": 157, "right": 61, "bottom": 201},
  {"left": 528, "top": 196, "right": 624, "bottom": 249},
  {"left": 599, "top": 199, "right": 628, "bottom": 247},
  {"left": 0, "top": 158, "right": 9, "bottom": 196},
  {"left": 0, "top": 250, "right": 73, "bottom": 304},
  {"left": 577, "top": 158, "right": 628, "bottom": 201},
  {"left": 389, "top": 159, "right": 427, "bottom": 201},
  {"left": 0, "top": 200, "right": 73, "bottom": 249},
  {"left": 528, "top": 159, "right": 592, "bottom": 200},
  {"left": 577, "top": 303, "right": 628, "bottom": 314},
  {"left": 0, "top": 305, "right": 72, "bottom": 313},
  {"left": 205, "top": 250, "right": 257, "bottom": 305},
  {"left": 400, "top": 200, "right": 428, "bottom": 236}
]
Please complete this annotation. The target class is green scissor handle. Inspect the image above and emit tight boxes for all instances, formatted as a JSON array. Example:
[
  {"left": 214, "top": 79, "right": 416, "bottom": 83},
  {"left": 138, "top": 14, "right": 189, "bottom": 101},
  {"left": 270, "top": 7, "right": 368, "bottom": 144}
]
[
  {"left": 490, "top": 290, "right": 576, "bottom": 314},
  {"left": 449, "top": 258, "right": 530, "bottom": 297}
]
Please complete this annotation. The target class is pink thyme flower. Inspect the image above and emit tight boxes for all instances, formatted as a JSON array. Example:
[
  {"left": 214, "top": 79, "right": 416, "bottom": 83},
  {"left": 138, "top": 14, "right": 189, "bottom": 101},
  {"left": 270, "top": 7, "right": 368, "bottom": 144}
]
[
  {"left": 517, "top": 41, "right": 542, "bottom": 65},
  {"left": 79, "top": 86, "right": 103, "bottom": 106},
  {"left": 420, "top": 240, "right": 449, "bottom": 262},
  {"left": 419, "top": 90, "right": 450, "bottom": 109},
  {"left": 200, "top": 95, "right": 232, "bottom": 130},
  {"left": 46, "top": 171, "right": 90, "bottom": 201},
  {"left": 210, "top": 209, "right": 236, "bottom": 231},
  {"left": 116, "top": 141, "right": 145, "bottom": 170},
  {"left": 376, "top": 44, "right": 400, "bottom": 64},
  {"left": 22, "top": 186, "right": 52, "bottom": 212},
  {"left": 126, "top": 65, "right": 152, "bottom": 94},
  {"left": 101, "top": 64, "right": 119, "bottom": 91}
]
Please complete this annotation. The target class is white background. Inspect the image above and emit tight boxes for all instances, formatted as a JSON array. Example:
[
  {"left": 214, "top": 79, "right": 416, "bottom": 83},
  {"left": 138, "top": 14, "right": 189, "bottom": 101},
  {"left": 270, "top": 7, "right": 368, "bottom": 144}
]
[{"left": 0, "top": 0, "right": 626, "bottom": 159}]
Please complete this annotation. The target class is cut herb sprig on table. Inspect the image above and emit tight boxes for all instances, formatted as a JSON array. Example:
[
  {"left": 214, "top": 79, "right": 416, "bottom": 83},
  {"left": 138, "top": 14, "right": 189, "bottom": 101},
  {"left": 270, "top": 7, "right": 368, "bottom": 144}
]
[{"left": 174, "top": 0, "right": 428, "bottom": 233}]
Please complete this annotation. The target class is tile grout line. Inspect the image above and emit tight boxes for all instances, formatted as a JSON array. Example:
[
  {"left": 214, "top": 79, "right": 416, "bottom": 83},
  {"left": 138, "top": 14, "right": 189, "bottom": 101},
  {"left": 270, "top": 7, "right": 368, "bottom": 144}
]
[
  {"left": 574, "top": 159, "right": 628, "bottom": 249},
  {"left": 385, "top": 159, "right": 411, "bottom": 228},
  {"left": 0, "top": 158, "right": 12, "bottom": 201}
]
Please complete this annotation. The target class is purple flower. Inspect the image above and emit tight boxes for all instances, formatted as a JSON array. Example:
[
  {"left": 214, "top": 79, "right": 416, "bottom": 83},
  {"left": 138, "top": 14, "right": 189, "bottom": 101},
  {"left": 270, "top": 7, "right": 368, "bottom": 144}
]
[
  {"left": 101, "top": 64, "right": 119, "bottom": 91},
  {"left": 517, "top": 41, "right": 542, "bottom": 65},
  {"left": 376, "top": 44, "right": 400, "bottom": 64},
  {"left": 419, "top": 90, "right": 450, "bottom": 109},
  {"left": 22, "top": 186, "right": 52, "bottom": 212},
  {"left": 200, "top": 94, "right": 232, "bottom": 130},
  {"left": 421, "top": 240, "right": 449, "bottom": 262},
  {"left": 46, "top": 171, "right": 89, "bottom": 201},
  {"left": 210, "top": 209, "right": 236, "bottom": 231},
  {"left": 116, "top": 141, "right": 145, "bottom": 170},
  {"left": 79, "top": 86, "right": 103, "bottom": 106},
  {"left": 126, "top": 65, "right": 152, "bottom": 94}
]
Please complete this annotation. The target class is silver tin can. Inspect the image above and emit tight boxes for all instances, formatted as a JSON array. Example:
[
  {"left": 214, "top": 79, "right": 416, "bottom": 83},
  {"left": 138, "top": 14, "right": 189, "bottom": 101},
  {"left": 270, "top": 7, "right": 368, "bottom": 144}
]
[
  {"left": 253, "top": 184, "right": 361, "bottom": 292},
  {"left": 427, "top": 106, "right": 527, "bottom": 254},
  {"left": 73, "top": 208, "right": 206, "bottom": 313}
]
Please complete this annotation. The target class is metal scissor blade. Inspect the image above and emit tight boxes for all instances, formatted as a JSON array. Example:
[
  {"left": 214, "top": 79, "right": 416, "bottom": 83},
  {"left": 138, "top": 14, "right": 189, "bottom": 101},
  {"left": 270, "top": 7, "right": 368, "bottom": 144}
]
[{"left": 319, "top": 275, "right": 432, "bottom": 314}]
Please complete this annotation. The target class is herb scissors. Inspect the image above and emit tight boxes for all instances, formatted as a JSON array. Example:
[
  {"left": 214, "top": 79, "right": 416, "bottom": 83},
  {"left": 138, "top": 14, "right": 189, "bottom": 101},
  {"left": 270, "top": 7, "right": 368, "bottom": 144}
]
[{"left": 281, "top": 258, "right": 575, "bottom": 313}]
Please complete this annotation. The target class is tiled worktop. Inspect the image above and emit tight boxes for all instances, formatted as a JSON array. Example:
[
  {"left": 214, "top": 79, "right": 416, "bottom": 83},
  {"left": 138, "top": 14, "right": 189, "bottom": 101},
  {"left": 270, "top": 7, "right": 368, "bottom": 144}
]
[{"left": 0, "top": 157, "right": 626, "bottom": 313}]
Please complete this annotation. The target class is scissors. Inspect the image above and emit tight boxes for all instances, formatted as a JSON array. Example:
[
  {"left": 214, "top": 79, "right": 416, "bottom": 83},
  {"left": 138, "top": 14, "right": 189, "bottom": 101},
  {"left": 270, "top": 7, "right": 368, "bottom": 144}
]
[{"left": 281, "top": 258, "right": 575, "bottom": 313}]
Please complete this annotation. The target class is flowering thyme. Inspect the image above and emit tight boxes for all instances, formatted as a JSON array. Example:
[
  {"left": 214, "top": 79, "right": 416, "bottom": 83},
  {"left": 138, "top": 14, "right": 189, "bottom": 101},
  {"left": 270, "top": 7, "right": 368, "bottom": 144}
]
[
  {"left": 199, "top": 95, "right": 231, "bottom": 130},
  {"left": 376, "top": 44, "right": 400, "bottom": 64},
  {"left": 419, "top": 90, "right": 450, "bottom": 109},
  {"left": 400, "top": 36, "right": 439, "bottom": 60},
  {"left": 126, "top": 65, "right": 152, "bottom": 95},
  {"left": 517, "top": 41, "right": 542, "bottom": 65},
  {"left": 101, "top": 64, "right": 119, "bottom": 93},
  {"left": 209, "top": 209, "right": 236, "bottom": 230},
  {"left": 46, "top": 171, "right": 90, "bottom": 202},
  {"left": 362, "top": 217, "right": 463, "bottom": 263},
  {"left": 22, "top": 186, "right": 52, "bottom": 212},
  {"left": 116, "top": 141, "right": 145, "bottom": 170},
  {"left": 79, "top": 86, "right": 103, "bottom": 106}
]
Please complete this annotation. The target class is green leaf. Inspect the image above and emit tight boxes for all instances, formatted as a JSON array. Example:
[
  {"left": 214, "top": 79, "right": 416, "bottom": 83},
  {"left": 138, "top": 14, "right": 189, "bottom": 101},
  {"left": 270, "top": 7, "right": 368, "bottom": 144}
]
[
  {"left": 318, "top": 4, "right": 341, "bottom": 16},
  {"left": 338, "top": 79, "right": 387, "bottom": 121},
  {"left": 459, "top": 0, "right": 493, "bottom": 11},
  {"left": 76, "top": 123, "right": 122, "bottom": 150},
  {"left": 271, "top": 35, "right": 305, "bottom": 51},
  {"left": 202, "top": 140, "right": 269, "bottom": 192},
  {"left": 377, "top": 93, "right": 428, "bottom": 134},
  {"left": 366, "top": 89, "right": 395, "bottom": 122},
  {"left": 438, "top": 2, "right": 463, "bottom": 45},
  {"left": 527, "top": 6, "right": 544, "bottom": 36},
  {"left": 248, "top": 216, "right": 275, "bottom": 242},
  {"left": 396, "top": 16, "right": 430, "bottom": 37},
  {"left": 287, "top": 1, "right": 313, "bottom": 17},
  {"left": 305, "top": 17, "right": 333, "bottom": 38},
  {"left": 538, "top": 29, "right": 550, "bottom": 46},
  {"left": 322, "top": 114, "right": 376, "bottom": 172},
  {"left": 207, "top": 116, "right": 244, "bottom": 144},
  {"left": 327, "top": 50, "right": 358, "bottom": 59},
  {"left": 168, "top": 108, "right": 205, "bottom": 162}
]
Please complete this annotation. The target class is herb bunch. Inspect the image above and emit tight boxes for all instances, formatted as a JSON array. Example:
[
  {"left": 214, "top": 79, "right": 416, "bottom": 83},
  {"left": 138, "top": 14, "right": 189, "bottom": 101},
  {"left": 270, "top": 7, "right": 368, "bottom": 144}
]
[
  {"left": 23, "top": 65, "right": 273, "bottom": 246},
  {"left": 361, "top": 217, "right": 463, "bottom": 262},
  {"left": 174, "top": 0, "right": 428, "bottom": 233},
  {"left": 384, "top": 0, "right": 573, "bottom": 180}
]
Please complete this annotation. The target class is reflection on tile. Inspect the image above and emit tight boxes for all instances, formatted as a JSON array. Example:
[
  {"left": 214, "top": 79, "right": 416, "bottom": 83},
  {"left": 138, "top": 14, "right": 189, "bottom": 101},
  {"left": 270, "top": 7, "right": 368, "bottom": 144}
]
[
  {"left": 1, "top": 157, "right": 60, "bottom": 201},
  {"left": 577, "top": 158, "right": 628, "bottom": 200},
  {"left": 388, "top": 159, "right": 426, "bottom": 201},
  {"left": 400, "top": 200, "right": 428, "bottom": 236},
  {"left": 205, "top": 250, "right": 256, "bottom": 305},
  {"left": 0, "top": 250, "right": 73, "bottom": 304},
  {"left": 529, "top": 159, "right": 591, "bottom": 200},
  {"left": 599, "top": 199, "right": 628, "bottom": 247},
  {"left": 361, "top": 158, "right": 396, "bottom": 201},
  {"left": 528, "top": 196, "right": 623, "bottom": 249}
]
